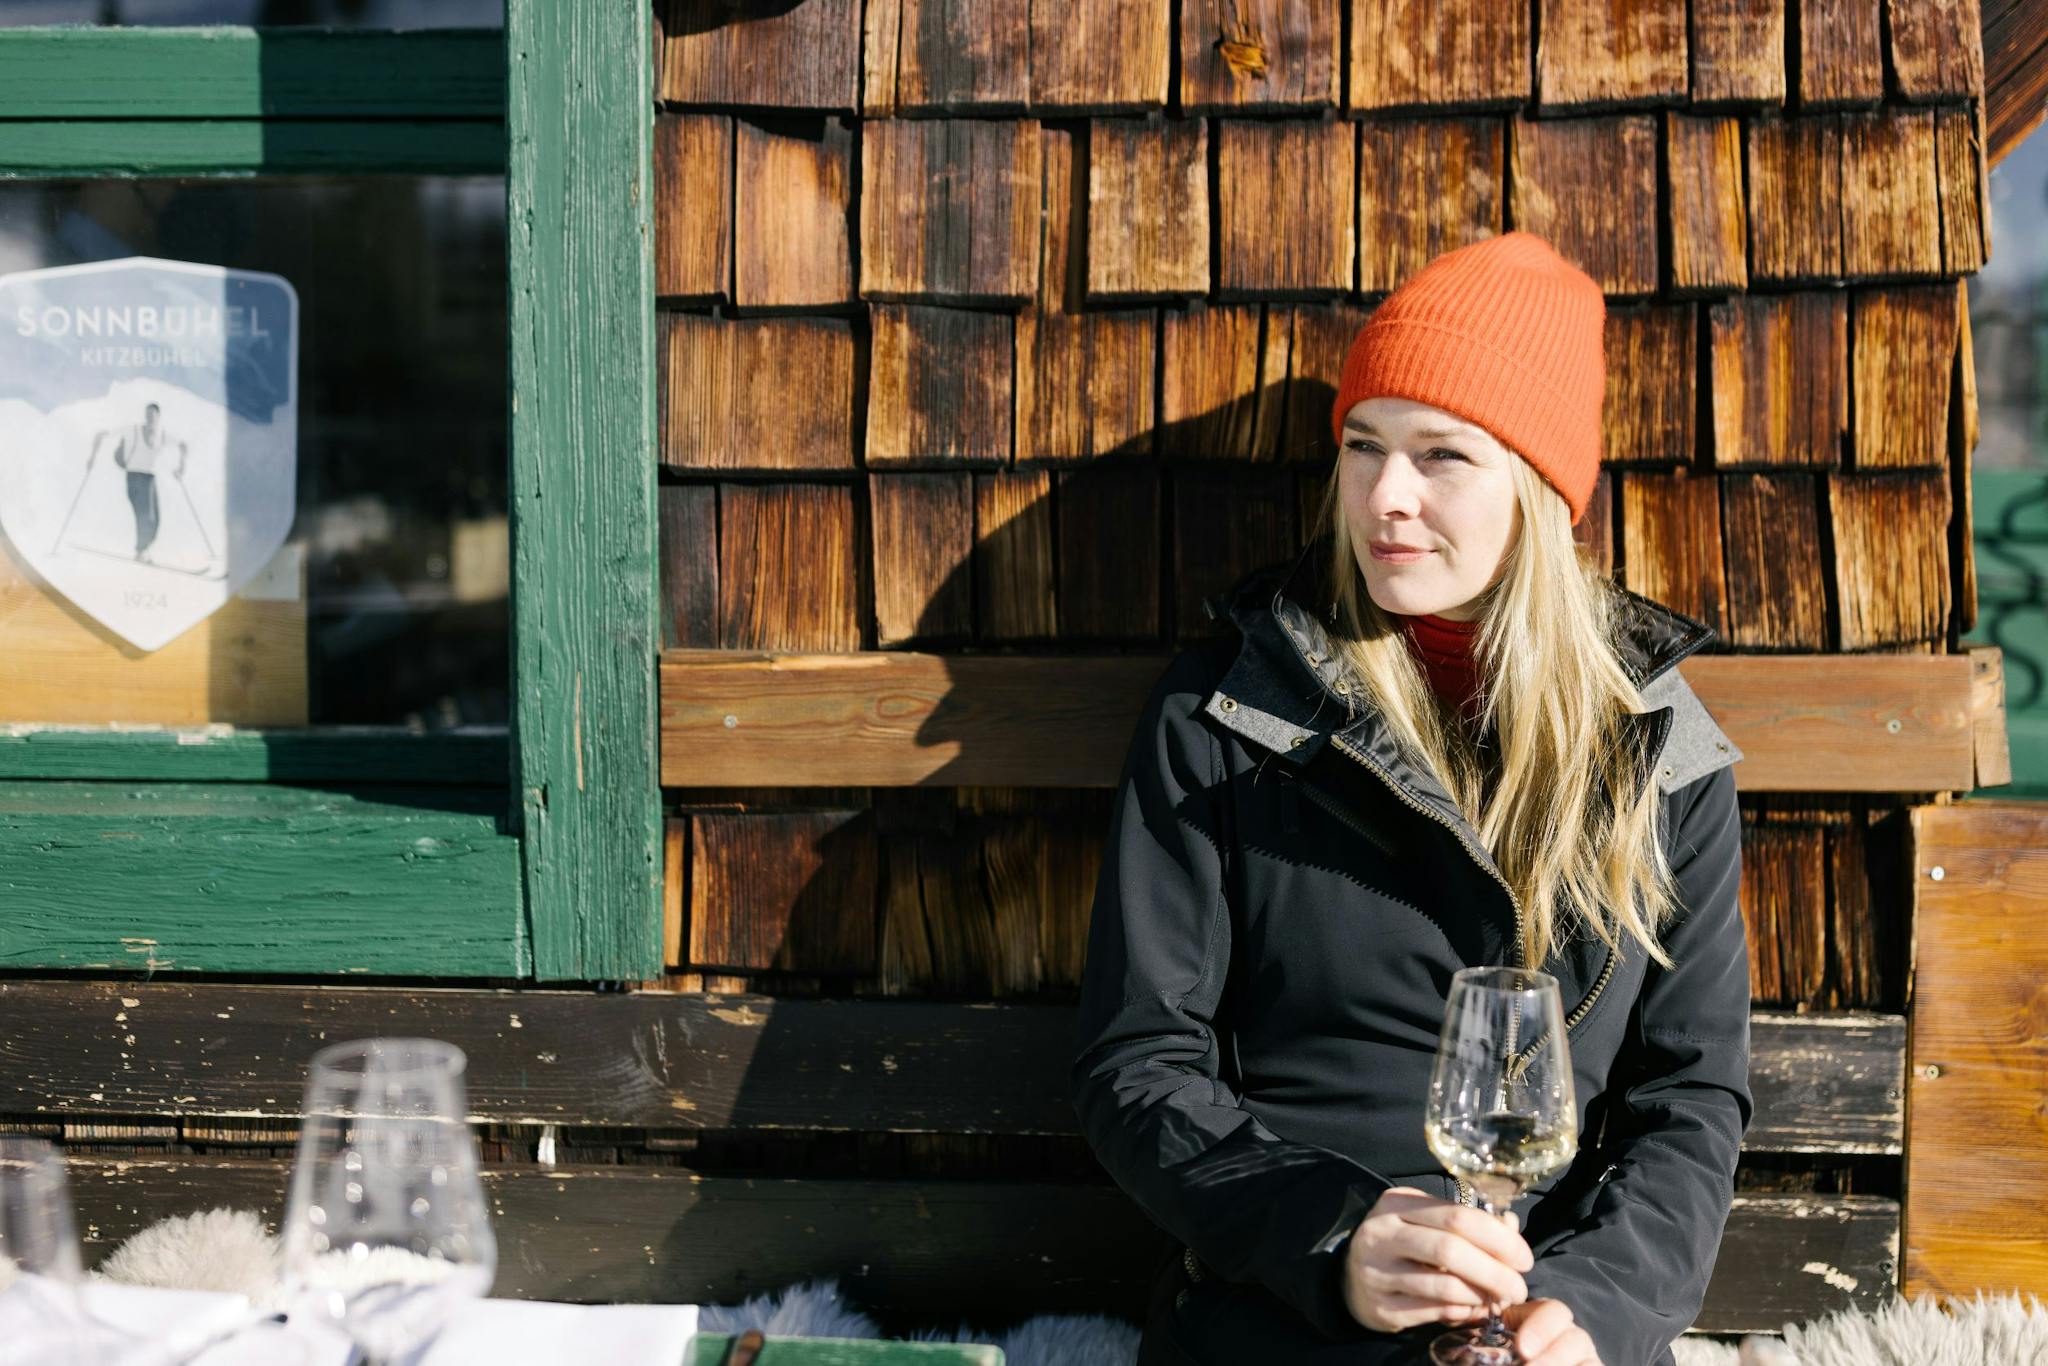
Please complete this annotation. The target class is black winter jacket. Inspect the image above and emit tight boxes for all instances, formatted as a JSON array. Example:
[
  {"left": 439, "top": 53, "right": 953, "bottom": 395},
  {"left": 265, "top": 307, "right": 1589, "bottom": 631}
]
[{"left": 1070, "top": 538, "right": 1753, "bottom": 1366}]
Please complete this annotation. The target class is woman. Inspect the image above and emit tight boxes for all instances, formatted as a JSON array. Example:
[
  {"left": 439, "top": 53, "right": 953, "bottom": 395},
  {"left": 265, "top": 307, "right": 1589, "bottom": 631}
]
[{"left": 1069, "top": 232, "right": 1751, "bottom": 1366}]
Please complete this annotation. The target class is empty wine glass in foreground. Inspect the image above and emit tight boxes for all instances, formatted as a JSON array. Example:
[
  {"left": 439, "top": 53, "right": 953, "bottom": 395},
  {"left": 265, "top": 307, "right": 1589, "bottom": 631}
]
[
  {"left": 0, "top": 1135, "right": 109, "bottom": 1365},
  {"left": 1424, "top": 967, "right": 1579, "bottom": 1366},
  {"left": 280, "top": 1038, "right": 496, "bottom": 1365}
]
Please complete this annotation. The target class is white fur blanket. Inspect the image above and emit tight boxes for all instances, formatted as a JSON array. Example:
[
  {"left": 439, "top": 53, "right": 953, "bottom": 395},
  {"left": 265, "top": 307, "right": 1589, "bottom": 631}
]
[{"left": 88, "top": 1209, "right": 2048, "bottom": 1365}]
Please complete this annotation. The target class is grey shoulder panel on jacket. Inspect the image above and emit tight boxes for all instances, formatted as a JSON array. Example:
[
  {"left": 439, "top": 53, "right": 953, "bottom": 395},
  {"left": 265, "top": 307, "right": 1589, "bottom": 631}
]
[{"left": 1640, "top": 667, "right": 1743, "bottom": 795}]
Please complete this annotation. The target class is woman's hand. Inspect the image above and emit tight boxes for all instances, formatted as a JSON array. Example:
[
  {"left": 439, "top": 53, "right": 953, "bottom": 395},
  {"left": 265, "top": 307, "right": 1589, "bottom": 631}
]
[
  {"left": 1501, "top": 1298, "right": 1603, "bottom": 1365},
  {"left": 1339, "top": 1186, "right": 1534, "bottom": 1333}
]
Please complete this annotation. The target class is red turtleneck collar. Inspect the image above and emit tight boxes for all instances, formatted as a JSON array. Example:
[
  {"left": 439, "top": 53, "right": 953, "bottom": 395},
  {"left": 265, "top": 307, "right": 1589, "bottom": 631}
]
[{"left": 1397, "top": 611, "right": 1485, "bottom": 720}]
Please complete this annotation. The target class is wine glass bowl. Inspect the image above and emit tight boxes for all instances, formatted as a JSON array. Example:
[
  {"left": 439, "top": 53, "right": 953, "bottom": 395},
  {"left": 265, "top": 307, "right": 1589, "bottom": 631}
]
[{"left": 1423, "top": 967, "right": 1578, "bottom": 1366}]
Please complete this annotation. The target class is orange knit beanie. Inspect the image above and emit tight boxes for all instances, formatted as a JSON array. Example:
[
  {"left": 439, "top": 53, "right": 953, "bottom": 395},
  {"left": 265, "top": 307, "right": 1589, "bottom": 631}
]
[{"left": 1330, "top": 231, "right": 1607, "bottom": 525}]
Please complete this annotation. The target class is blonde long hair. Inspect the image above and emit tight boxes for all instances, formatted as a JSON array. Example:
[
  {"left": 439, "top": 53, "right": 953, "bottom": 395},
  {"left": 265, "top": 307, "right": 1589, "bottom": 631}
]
[{"left": 1315, "top": 454, "right": 1680, "bottom": 972}]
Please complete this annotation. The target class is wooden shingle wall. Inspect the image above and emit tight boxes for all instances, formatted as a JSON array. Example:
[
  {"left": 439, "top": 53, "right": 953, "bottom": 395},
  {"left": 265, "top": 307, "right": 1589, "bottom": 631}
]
[{"left": 654, "top": 0, "right": 1989, "bottom": 1018}]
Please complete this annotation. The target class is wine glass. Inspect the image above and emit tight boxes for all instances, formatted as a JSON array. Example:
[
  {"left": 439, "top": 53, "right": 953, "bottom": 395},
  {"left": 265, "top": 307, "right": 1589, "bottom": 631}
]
[
  {"left": 1423, "top": 967, "right": 1578, "bottom": 1366},
  {"left": 0, "top": 1135, "right": 107, "bottom": 1365},
  {"left": 280, "top": 1039, "right": 496, "bottom": 1365}
]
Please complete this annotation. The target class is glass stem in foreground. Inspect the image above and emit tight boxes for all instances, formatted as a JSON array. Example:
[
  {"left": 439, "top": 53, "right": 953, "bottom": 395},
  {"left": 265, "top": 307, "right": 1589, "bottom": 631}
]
[{"left": 1475, "top": 1198, "right": 1514, "bottom": 1351}]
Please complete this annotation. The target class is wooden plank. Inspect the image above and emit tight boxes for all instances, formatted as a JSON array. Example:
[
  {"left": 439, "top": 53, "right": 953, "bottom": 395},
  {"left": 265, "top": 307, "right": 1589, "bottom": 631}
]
[
  {"left": 1886, "top": 0, "right": 1986, "bottom": 101},
  {"left": 869, "top": 473, "right": 974, "bottom": 646},
  {"left": 0, "top": 983, "right": 1903, "bottom": 1153},
  {"left": 1534, "top": 0, "right": 1687, "bottom": 108},
  {"left": 509, "top": 0, "right": 659, "bottom": 981},
  {"left": 863, "top": 0, "right": 1029, "bottom": 114},
  {"left": 1171, "top": 469, "right": 1298, "bottom": 641},
  {"left": 972, "top": 471, "right": 1056, "bottom": 642},
  {"left": 733, "top": 115, "right": 854, "bottom": 308},
  {"left": 659, "top": 650, "right": 1986, "bottom": 791},
  {"left": 660, "top": 315, "right": 857, "bottom": 471},
  {"left": 1738, "top": 819, "right": 1829, "bottom": 1005},
  {"left": 0, "top": 120, "right": 504, "bottom": 178},
  {"left": 658, "top": 0, "right": 860, "bottom": 109},
  {"left": 51, "top": 1153, "right": 1900, "bottom": 1332},
  {"left": 1178, "top": 0, "right": 1340, "bottom": 110},
  {"left": 1840, "top": 109, "right": 1943, "bottom": 278},
  {"left": 689, "top": 810, "right": 877, "bottom": 975},
  {"left": 1934, "top": 104, "right": 1991, "bottom": 275},
  {"left": 1620, "top": 469, "right": 1728, "bottom": 637},
  {"left": 0, "top": 786, "right": 524, "bottom": 975},
  {"left": 658, "top": 482, "right": 719, "bottom": 649},
  {"left": 860, "top": 119, "right": 1041, "bottom": 304},
  {"left": 1829, "top": 473, "right": 1952, "bottom": 648},
  {"left": 0, "top": 28, "right": 502, "bottom": 118},
  {"left": 1985, "top": 0, "right": 2048, "bottom": 162},
  {"left": 1507, "top": 114, "right": 1659, "bottom": 295},
  {"left": 1969, "top": 646, "right": 2013, "bottom": 788},
  {"left": 1907, "top": 800, "right": 2048, "bottom": 1297},
  {"left": 1747, "top": 113, "right": 1844, "bottom": 282},
  {"left": 1666, "top": 112, "right": 1748, "bottom": 292},
  {"left": 1028, "top": 0, "right": 1171, "bottom": 112},
  {"left": 1214, "top": 116, "right": 1354, "bottom": 295},
  {"left": 1347, "top": 0, "right": 1528, "bottom": 111},
  {"left": 653, "top": 113, "right": 731, "bottom": 301},
  {"left": 1015, "top": 310, "right": 1156, "bottom": 462},
  {"left": 1056, "top": 466, "right": 1161, "bottom": 640},
  {"left": 1796, "top": 0, "right": 1885, "bottom": 106},
  {"left": 1691, "top": 0, "right": 1789, "bottom": 104},
  {"left": 0, "top": 728, "right": 508, "bottom": 785},
  {"left": 1356, "top": 118, "right": 1504, "bottom": 294},
  {"left": 1087, "top": 116, "right": 1210, "bottom": 299},
  {"left": 1851, "top": 286, "right": 1959, "bottom": 471},
  {"left": 1825, "top": 803, "right": 1903, "bottom": 1009},
  {"left": 1708, "top": 293, "right": 1849, "bottom": 468},
  {"left": 1282, "top": 303, "right": 1376, "bottom": 463},
  {"left": 1603, "top": 302, "right": 1696, "bottom": 465},
  {"left": 1721, "top": 474, "right": 1829, "bottom": 650},
  {"left": 864, "top": 306, "right": 1013, "bottom": 469},
  {"left": 662, "top": 816, "right": 686, "bottom": 971},
  {"left": 718, "top": 484, "right": 862, "bottom": 652},
  {"left": 1159, "top": 303, "right": 1286, "bottom": 459}
]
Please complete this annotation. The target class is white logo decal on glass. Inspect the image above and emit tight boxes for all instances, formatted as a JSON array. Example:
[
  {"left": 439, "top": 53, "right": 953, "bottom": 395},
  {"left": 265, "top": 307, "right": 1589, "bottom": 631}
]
[{"left": 0, "top": 256, "right": 298, "bottom": 652}]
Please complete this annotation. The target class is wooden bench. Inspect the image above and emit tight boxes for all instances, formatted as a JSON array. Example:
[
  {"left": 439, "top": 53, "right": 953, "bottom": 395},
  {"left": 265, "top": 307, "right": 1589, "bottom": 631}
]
[{"left": 2, "top": 981, "right": 1902, "bottom": 1335}]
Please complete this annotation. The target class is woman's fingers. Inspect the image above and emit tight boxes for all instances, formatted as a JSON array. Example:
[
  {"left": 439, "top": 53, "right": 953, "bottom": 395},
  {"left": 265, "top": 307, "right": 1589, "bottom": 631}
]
[
  {"left": 1398, "top": 1200, "right": 1535, "bottom": 1273},
  {"left": 1355, "top": 1290, "right": 1489, "bottom": 1331},
  {"left": 1361, "top": 1258, "right": 1490, "bottom": 1308},
  {"left": 1382, "top": 1220, "right": 1529, "bottom": 1306},
  {"left": 1504, "top": 1299, "right": 1602, "bottom": 1366}
]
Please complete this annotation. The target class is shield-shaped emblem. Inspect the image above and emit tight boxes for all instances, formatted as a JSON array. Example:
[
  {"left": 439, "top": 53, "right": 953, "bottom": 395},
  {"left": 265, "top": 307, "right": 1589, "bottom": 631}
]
[{"left": 0, "top": 256, "right": 298, "bottom": 652}]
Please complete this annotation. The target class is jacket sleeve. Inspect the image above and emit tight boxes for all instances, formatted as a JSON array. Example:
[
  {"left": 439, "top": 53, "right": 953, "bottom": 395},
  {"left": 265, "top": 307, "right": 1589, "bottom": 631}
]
[
  {"left": 1068, "top": 649, "right": 1391, "bottom": 1343},
  {"left": 1522, "top": 762, "right": 1754, "bottom": 1366}
]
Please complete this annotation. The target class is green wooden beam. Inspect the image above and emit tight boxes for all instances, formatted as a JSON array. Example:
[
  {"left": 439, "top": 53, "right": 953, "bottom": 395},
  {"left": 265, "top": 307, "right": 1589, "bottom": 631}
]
[
  {"left": 0, "top": 119, "right": 503, "bottom": 176},
  {"left": 505, "top": 0, "right": 661, "bottom": 979},
  {"left": 0, "top": 783, "right": 526, "bottom": 975},
  {"left": 0, "top": 728, "right": 509, "bottom": 784},
  {"left": 0, "top": 29, "right": 503, "bottom": 119}
]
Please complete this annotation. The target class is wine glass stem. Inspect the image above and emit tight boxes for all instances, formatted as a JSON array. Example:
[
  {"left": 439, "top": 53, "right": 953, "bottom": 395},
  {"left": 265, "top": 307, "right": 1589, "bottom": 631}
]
[{"left": 1475, "top": 1198, "right": 1514, "bottom": 1351}]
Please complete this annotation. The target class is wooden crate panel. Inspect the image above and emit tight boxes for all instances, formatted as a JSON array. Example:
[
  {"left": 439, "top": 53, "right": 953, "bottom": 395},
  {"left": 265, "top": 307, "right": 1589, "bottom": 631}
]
[
  {"left": 1851, "top": 285, "right": 1960, "bottom": 471},
  {"left": 1015, "top": 310, "right": 1157, "bottom": 462},
  {"left": 1087, "top": 116, "right": 1210, "bottom": 298},
  {"left": 862, "top": 0, "right": 1029, "bottom": 114},
  {"left": 658, "top": 482, "right": 719, "bottom": 649},
  {"left": 733, "top": 115, "right": 854, "bottom": 308},
  {"left": 659, "top": 0, "right": 860, "bottom": 109},
  {"left": 1214, "top": 117, "right": 1354, "bottom": 295},
  {"left": 1028, "top": 0, "right": 1170, "bottom": 111},
  {"left": 1828, "top": 472, "right": 1952, "bottom": 649},
  {"left": 1056, "top": 465, "right": 1160, "bottom": 639},
  {"left": 1178, "top": 0, "right": 1339, "bottom": 110},
  {"left": 1666, "top": 112, "right": 1748, "bottom": 292},
  {"left": 1691, "top": 0, "right": 1789, "bottom": 104},
  {"left": 1708, "top": 293, "right": 1849, "bottom": 468},
  {"left": 659, "top": 314, "right": 856, "bottom": 471},
  {"left": 865, "top": 305, "right": 1013, "bottom": 468},
  {"left": 1748, "top": 113, "right": 1844, "bottom": 281},
  {"left": 1159, "top": 303, "right": 1286, "bottom": 459},
  {"left": 1888, "top": 0, "right": 1986, "bottom": 100},
  {"left": 1720, "top": 473, "right": 1829, "bottom": 651},
  {"left": 1603, "top": 302, "right": 1696, "bottom": 466},
  {"left": 1620, "top": 469, "right": 1728, "bottom": 637},
  {"left": 654, "top": 112, "right": 731, "bottom": 300},
  {"left": 1171, "top": 468, "right": 1298, "bottom": 640},
  {"left": 1357, "top": 118, "right": 1504, "bottom": 294},
  {"left": 1507, "top": 114, "right": 1659, "bottom": 295},
  {"left": 1534, "top": 0, "right": 1687, "bottom": 108},
  {"left": 861, "top": 119, "right": 1041, "bottom": 304},
  {"left": 1796, "top": 0, "right": 1885, "bottom": 106},
  {"left": 690, "top": 808, "right": 877, "bottom": 974},
  {"left": 973, "top": 470, "right": 1055, "bottom": 641},
  {"left": 1348, "top": 0, "right": 1528, "bottom": 111},
  {"left": 1840, "top": 109, "right": 1943, "bottom": 278},
  {"left": 869, "top": 472, "right": 974, "bottom": 646},
  {"left": 717, "top": 483, "right": 862, "bottom": 652}
]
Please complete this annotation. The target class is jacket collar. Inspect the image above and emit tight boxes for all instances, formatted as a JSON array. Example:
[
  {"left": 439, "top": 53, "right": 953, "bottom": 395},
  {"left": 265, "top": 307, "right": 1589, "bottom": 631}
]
[{"left": 1198, "top": 535, "right": 1723, "bottom": 870}]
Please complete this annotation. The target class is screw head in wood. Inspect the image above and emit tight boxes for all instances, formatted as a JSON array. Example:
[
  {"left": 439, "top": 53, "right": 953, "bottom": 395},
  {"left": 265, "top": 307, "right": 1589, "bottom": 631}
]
[{"left": 1928, "top": 865, "right": 1945, "bottom": 881}]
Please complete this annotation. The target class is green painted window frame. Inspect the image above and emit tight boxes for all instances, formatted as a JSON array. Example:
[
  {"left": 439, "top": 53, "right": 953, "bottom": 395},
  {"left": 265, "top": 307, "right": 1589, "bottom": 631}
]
[{"left": 0, "top": 10, "right": 661, "bottom": 982}]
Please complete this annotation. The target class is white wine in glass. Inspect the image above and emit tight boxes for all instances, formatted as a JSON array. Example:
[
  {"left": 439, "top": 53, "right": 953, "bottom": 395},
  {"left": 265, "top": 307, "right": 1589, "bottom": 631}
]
[{"left": 1423, "top": 967, "right": 1578, "bottom": 1366}]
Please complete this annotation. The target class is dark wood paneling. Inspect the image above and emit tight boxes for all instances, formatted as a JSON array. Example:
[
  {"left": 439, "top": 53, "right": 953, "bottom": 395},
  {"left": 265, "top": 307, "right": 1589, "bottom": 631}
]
[
  {"left": 1603, "top": 302, "right": 1696, "bottom": 465},
  {"left": 1028, "top": 0, "right": 1170, "bottom": 112},
  {"left": 1087, "top": 116, "right": 1210, "bottom": 298},
  {"left": 1851, "top": 286, "right": 1960, "bottom": 470},
  {"left": 1747, "top": 113, "right": 1844, "bottom": 281},
  {"left": 1015, "top": 309, "right": 1157, "bottom": 462},
  {"left": 1721, "top": 474, "right": 1829, "bottom": 651},
  {"left": 1056, "top": 465, "right": 1161, "bottom": 639},
  {"left": 1171, "top": 468, "right": 1298, "bottom": 641},
  {"left": 718, "top": 484, "right": 862, "bottom": 652},
  {"left": 1796, "top": 0, "right": 1885, "bottom": 106},
  {"left": 1887, "top": 0, "right": 1986, "bottom": 100},
  {"left": 653, "top": 112, "right": 731, "bottom": 300},
  {"left": 1666, "top": 112, "right": 1748, "bottom": 292},
  {"left": 1708, "top": 293, "right": 1849, "bottom": 468},
  {"left": 861, "top": 0, "right": 1029, "bottom": 115},
  {"left": 690, "top": 809, "right": 878, "bottom": 974},
  {"left": 864, "top": 305, "right": 1013, "bottom": 468},
  {"left": 1159, "top": 303, "right": 1285, "bottom": 459},
  {"left": 1357, "top": 118, "right": 1504, "bottom": 294},
  {"left": 1508, "top": 114, "right": 1660, "bottom": 295},
  {"left": 973, "top": 470, "right": 1056, "bottom": 641},
  {"left": 1738, "top": 819, "right": 1829, "bottom": 1005},
  {"left": 1534, "top": 0, "right": 1687, "bottom": 108},
  {"left": 659, "top": 0, "right": 860, "bottom": 109},
  {"left": 1984, "top": 0, "right": 2048, "bottom": 162},
  {"left": 1828, "top": 472, "right": 1953, "bottom": 648},
  {"left": 1934, "top": 105, "right": 1991, "bottom": 274},
  {"left": 1178, "top": 0, "right": 1339, "bottom": 110},
  {"left": 869, "top": 472, "right": 974, "bottom": 646},
  {"left": 660, "top": 314, "right": 856, "bottom": 471},
  {"left": 1691, "top": 0, "right": 1789, "bottom": 104},
  {"left": 658, "top": 482, "right": 719, "bottom": 649},
  {"left": 1840, "top": 110, "right": 1943, "bottom": 278},
  {"left": 1621, "top": 469, "right": 1728, "bottom": 636},
  {"left": 732, "top": 114, "right": 854, "bottom": 308},
  {"left": 1214, "top": 117, "right": 1354, "bottom": 295},
  {"left": 860, "top": 119, "right": 1041, "bottom": 304},
  {"left": 1282, "top": 303, "right": 1375, "bottom": 463},
  {"left": 1347, "top": 0, "right": 1529, "bottom": 111}
]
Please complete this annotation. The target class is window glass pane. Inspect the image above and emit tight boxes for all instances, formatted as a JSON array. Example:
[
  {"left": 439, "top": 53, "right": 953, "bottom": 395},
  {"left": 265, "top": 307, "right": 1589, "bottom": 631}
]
[
  {"left": 0, "top": 0, "right": 501, "bottom": 26},
  {"left": 0, "top": 177, "right": 507, "bottom": 729}
]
